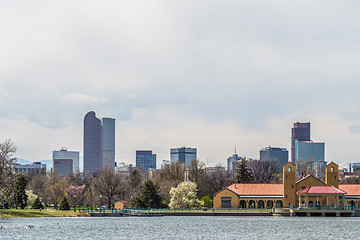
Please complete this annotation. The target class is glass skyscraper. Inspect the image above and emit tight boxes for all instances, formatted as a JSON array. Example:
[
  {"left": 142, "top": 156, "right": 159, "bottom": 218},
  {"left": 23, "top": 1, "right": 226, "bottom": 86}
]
[
  {"left": 260, "top": 146, "right": 288, "bottom": 167},
  {"left": 102, "top": 117, "right": 115, "bottom": 168},
  {"left": 291, "top": 122, "right": 310, "bottom": 163},
  {"left": 84, "top": 111, "right": 103, "bottom": 173},
  {"left": 227, "top": 153, "right": 242, "bottom": 171},
  {"left": 136, "top": 150, "right": 156, "bottom": 171},
  {"left": 170, "top": 147, "right": 197, "bottom": 168}
]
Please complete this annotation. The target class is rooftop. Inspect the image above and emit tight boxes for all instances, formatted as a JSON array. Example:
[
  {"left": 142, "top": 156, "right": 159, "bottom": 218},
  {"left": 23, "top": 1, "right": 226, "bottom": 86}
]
[{"left": 297, "top": 186, "right": 346, "bottom": 195}]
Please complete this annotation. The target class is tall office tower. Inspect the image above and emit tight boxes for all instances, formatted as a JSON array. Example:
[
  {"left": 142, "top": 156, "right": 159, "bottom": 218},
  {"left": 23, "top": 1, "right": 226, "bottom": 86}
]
[
  {"left": 291, "top": 122, "right": 310, "bottom": 164},
  {"left": 84, "top": 111, "right": 103, "bottom": 173},
  {"left": 227, "top": 152, "right": 242, "bottom": 171},
  {"left": 295, "top": 140, "right": 325, "bottom": 178},
  {"left": 260, "top": 146, "right": 288, "bottom": 167},
  {"left": 170, "top": 147, "right": 197, "bottom": 168},
  {"left": 136, "top": 150, "right": 156, "bottom": 171},
  {"left": 102, "top": 117, "right": 115, "bottom": 168},
  {"left": 53, "top": 148, "right": 80, "bottom": 176}
]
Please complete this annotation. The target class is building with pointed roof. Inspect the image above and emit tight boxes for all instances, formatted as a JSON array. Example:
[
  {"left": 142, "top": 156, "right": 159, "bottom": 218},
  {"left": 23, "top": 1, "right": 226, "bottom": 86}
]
[{"left": 214, "top": 161, "right": 360, "bottom": 209}]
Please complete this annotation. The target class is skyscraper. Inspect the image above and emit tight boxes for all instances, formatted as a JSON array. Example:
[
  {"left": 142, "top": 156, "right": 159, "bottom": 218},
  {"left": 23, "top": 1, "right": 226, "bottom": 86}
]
[
  {"left": 170, "top": 147, "right": 197, "bottom": 168},
  {"left": 102, "top": 117, "right": 115, "bottom": 168},
  {"left": 260, "top": 146, "right": 288, "bottom": 167},
  {"left": 84, "top": 111, "right": 103, "bottom": 173},
  {"left": 53, "top": 148, "right": 79, "bottom": 176},
  {"left": 227, "top": 152, "right": 242, "bottom": 171},
  {"left": 136, "top": 150, "right": 156, "bottom": 171},
  {"left": 291, "top": 122, "right": 310, "bottom": 164}
]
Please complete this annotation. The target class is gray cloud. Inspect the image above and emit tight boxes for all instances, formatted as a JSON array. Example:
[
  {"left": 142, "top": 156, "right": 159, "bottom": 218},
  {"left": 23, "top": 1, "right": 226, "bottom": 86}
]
[{"left": 1, "top": 0, "right": 360, "bottom": 165}]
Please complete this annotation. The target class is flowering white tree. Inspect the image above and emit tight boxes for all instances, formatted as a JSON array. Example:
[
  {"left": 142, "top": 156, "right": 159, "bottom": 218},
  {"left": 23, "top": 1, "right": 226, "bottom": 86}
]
[{"left": 169, "top": 181, "right": 201, "bottom": 209}]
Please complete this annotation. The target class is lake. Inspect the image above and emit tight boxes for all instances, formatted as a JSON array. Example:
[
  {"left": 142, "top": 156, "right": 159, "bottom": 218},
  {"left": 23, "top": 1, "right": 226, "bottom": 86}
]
[{"left": 0, "top": 216, "right": 358, "bottom": 239}]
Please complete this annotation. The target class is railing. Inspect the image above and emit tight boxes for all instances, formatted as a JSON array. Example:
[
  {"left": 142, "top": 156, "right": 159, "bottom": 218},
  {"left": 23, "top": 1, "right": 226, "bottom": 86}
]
[{"left": 296, "top": 206, "right": 352, "bottom": 211}]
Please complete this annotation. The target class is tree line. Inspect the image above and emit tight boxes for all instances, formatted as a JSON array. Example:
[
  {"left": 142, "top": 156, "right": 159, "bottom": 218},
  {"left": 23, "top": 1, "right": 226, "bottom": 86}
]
[{"left": 1, "top": 139, "right": 323, "bottom": 210}]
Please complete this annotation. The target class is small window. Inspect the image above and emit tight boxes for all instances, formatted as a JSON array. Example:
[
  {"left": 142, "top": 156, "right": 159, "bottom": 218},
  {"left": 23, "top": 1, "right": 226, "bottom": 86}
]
[
  {"left": 286, "top": 195, "right": 288, "bottom": 198},
  {"left": 331, "top": 167, "right": 334, "bottom": 172},
  {"left": 286, "top": 175, "right": 288, "bottom": 179},
  {"left": 335, "top": 176, "right": 336, "bottom": 179},
  {"left": 292, "top": 185, "right": 294, "bottom": 189},
  {"left": 288, "top": 167, "right": 291, "bottom": 172}
]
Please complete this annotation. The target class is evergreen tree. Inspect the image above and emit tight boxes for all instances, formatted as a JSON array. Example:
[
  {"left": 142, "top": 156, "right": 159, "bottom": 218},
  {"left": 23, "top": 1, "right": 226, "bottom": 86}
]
[
  {"left": 132, "top": 180, "right": 163, "bottom": 209},
  {"left": 59, "top": 196, "right": 70, "bottom": 210},
  {"left": 32, "top": 197, "right": 43, "bottom": 209},
  {"left": 15, "top": 174, "right": 28, "bottom": 209},
  {"left": 235, "top": 158, "right": 253, "bottom": 183}
]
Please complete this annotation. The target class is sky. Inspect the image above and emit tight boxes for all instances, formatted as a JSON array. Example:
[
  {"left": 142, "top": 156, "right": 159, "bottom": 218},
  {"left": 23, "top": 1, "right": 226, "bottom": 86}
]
[{"left": 1, "top": 0, "right": 360, "bottom": 168}]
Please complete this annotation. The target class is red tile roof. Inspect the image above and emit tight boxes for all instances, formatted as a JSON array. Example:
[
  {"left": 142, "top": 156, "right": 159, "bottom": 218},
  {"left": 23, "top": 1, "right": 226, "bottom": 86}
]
[
  {"left": 339, "top": 184, "right": 360, "bottom": 196},
  {"left": 227, "top": 183, "right": 283, "bottom": 196},
  {"left": 297, "top": 186, "right": 346, "bottom": 195}
]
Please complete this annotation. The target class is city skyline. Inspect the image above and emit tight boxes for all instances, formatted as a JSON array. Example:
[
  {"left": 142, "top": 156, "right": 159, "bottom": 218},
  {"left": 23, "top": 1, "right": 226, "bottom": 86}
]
[{"left": 1, "top": 1, "right": 360, "bottom": 167}]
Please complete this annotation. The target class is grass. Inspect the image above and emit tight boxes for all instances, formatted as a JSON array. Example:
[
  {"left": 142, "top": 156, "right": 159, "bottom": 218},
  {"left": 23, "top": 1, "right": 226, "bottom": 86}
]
[{"left": 0, "top": 209, "right": 77, "bottom": 218}]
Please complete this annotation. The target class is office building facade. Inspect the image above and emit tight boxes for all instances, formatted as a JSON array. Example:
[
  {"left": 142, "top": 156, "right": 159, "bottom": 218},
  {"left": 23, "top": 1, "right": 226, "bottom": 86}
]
[
  {"left": 260, "top": 146, "right": 289, "bottom": 167},
  {"left": 136, "top": 150, "right": 156, "bottom": 171},
  {"left": 84, "top": 111, "right": 103, "bottom": 173},
  {"left": 15, "top": 162, "right": 46, "bottom": 176},
  {"left": 227, "top": 153, "right": 242, "bottom": 171},
  {"left": 102, "top": 117, "right": 115, "bottom": 168},
  {"left": 291, "top": 122, "right": 310, "bottom": 163},
  {"left": 53, "top": 148, "right": 80, "bottom": 176},
  {"left": 170, "top": 147, "right": 197, "bottom": 168}
]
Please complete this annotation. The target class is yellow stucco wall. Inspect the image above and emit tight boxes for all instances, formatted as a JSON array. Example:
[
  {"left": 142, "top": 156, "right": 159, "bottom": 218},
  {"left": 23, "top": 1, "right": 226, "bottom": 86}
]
[{"left": 213, "top": 189, "right": 239, "bottom": 209}]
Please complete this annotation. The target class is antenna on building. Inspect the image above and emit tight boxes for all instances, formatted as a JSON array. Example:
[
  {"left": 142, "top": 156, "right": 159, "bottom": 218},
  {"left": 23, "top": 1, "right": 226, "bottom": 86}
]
[{"left": 235, "top": 147, "right": 237, "bottom": 155}]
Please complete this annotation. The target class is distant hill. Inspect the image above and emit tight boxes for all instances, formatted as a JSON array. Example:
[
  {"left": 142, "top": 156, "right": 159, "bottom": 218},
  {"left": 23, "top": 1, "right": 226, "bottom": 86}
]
[{"left": 15, "top": 158, "right": 33, "bottom": 165}]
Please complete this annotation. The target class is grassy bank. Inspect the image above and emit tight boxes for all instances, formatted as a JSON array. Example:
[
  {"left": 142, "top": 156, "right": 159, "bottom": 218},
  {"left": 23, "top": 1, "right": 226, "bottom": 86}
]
[{"left": 0, "top": 209, "right": 78, "bottom": 218}]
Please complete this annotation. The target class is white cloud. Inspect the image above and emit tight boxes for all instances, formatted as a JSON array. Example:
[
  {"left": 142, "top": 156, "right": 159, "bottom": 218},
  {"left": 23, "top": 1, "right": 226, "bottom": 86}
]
[{"left": 62, "top": 92, "right": 109, "bottom": 105}]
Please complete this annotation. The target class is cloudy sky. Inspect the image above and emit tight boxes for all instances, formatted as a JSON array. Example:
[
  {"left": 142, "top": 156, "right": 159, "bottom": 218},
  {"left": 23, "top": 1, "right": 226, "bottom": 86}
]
[{"left": 1, "top": 1, "right": 360, "bottom": 167}]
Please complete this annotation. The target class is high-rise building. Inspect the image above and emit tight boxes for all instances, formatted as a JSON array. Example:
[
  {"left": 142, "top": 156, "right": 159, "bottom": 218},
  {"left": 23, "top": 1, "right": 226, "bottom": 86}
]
[
  {"left": 291, "top": 122, "right": 310, "bottom": 164},
  {"left": 227, "top": 153, "right": 242, "bottom": 171},
  {"left": 136, "top": 150, "right": 156, "bottom": 171},
  {"left": 295, "top": 140, "right": 325, "bottom": 163},
  {"left": 170, "top": 147, "right": 197, "bottom": 168},
  {"left": 295, "top": 140, "right": 326, "bottom": 178},
  {"left": 102, "top": 117, "right": 115, "bottom": 168},
  {"left": 161, "top": 160, "right": 170, "bottom": 169},
  {"left": 53, "top": 148, "right": 80, "bottom": 176},
  {"left": 84, "top": 111, "right": 103, "bottom": 173},
  {"left": 260, "top": 146, "right": 288, "bottom": 167}
]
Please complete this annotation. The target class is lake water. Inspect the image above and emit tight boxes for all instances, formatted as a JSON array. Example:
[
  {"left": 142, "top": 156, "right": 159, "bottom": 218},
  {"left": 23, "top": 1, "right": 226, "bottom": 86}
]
[{"left": 0, "top": 216, "right": 358, "bottom": 239}]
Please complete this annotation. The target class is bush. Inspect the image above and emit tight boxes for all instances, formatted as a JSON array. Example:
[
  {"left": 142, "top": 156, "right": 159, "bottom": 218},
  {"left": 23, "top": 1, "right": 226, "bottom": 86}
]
[
  {"left": 59, "top": 196, "right": 70, "bottom": 210},
  {"left": 200, "top": 196, "right": 213, "bottom": 208}
]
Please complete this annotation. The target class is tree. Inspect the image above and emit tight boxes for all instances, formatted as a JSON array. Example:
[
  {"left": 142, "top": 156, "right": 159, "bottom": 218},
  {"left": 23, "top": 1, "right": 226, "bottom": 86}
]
[
  {"left": 92, "top": 167, "right": 127, "bottom": 208},
  {"left": 0, "top": 139, "right": 17, "bottom": 208},
  {"left": 128, "top": 169, "right": 142, "bottom": 197},
  {"left": 189, "top": 159, "right": 206, "bottom": 186},
  {"left": 200, "top": 196, "right": 213, "bottom": 208},
  {"left": 169, "top": 181, "right": 201, "bottom": 209},
  {"left": 59, "top": 196, "right": 70, "bottom": 210},
  {"left": 65, "top": 185, "right": 86, "bottom": 209},
  {"left": 200, "top": 167, "right": 235, "bottom": 198},
  {"left": 32, "top": 197, "right": 44, "bottom": 209},
  {"left": 247, "top": 159, "right": 281, "bottom": 183},
  {"left": 132, "top": 180, "right": 163, "bottom": 209},
  {"left": 235, "top": 158, "right": 253, "bottom": 183},
  {"left": 15, "top": 174, "right": 28, "bottom": 209}
]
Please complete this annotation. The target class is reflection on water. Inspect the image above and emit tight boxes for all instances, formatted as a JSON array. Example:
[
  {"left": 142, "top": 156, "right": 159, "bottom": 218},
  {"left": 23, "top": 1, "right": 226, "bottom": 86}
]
[{"left": 0, "top": 216, "right": 358, "bottom": 239}]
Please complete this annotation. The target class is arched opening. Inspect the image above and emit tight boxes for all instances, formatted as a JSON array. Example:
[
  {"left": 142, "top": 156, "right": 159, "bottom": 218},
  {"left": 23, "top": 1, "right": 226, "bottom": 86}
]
[
  {"left": 257, "top": 200, "right": 265, "bottom": 209},
  {"left": 309, "top": 201, "right": 314, "bottom": 207},
  {"left": 249, "top": 200, "right": 255, "bottom": 208},
  {"left": 349, "top": 201, "right": 355, "bottom": 210},
  {"left": 239, "top": 200, "right": 246, "bottom": 208},
  {"left": 275, "top": 200, "right": 283, "bottom": 208},
  {"left": 266, "top": 200, "right": 274, "bottom": 208}
]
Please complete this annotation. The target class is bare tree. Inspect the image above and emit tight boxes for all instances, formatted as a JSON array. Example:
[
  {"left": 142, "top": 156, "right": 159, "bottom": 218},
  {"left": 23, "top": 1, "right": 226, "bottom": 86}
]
[
  {"left": 92, "top": 167, "right": 127, "bottom": 208},
  {"left": 200, "top": 167, "right": 235, "bottom": 198},
  {"left": 247, "top": 159, "right": 281, "bottom": 183},
  {"left": 158, "top": 161, "right": 185, "bottom": 186},
  {"left": 189, "top": 159, "right": 206, "bottom": 186},
  {"left": 0, "top": 139, "right": 17, "bottom": 208}
]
